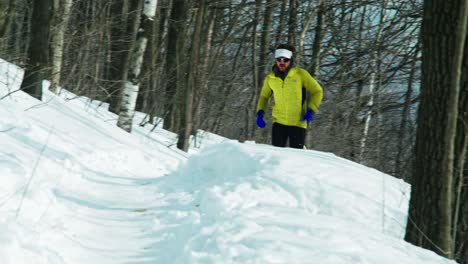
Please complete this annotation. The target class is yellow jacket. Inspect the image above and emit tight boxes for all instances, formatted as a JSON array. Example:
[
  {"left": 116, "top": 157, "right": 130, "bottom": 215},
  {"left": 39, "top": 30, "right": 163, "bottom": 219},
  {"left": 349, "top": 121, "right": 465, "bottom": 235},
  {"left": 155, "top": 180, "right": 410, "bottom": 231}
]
[{"left": 256, "top": 67, "right": 323, "bottom": 128}]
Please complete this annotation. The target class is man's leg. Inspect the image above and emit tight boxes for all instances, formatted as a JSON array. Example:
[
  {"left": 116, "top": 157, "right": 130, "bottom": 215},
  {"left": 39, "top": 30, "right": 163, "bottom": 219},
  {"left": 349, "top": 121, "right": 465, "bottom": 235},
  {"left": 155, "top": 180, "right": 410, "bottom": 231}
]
[
  {"left": 288, "top": 126, "right": 306, "bottom": 149},
  {"left": 272, "top": 123, "right": 288, "bottom": 147}
]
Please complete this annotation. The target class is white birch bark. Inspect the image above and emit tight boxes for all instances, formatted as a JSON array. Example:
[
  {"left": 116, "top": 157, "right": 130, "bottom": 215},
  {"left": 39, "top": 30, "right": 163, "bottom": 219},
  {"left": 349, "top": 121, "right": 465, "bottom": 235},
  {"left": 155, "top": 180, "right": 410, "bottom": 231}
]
[
  {"left": 50, "top": 0, "right": 73, "bottom": 94},
  {"left": 117, "top": 0, "right": 158, "bottom": 132}
]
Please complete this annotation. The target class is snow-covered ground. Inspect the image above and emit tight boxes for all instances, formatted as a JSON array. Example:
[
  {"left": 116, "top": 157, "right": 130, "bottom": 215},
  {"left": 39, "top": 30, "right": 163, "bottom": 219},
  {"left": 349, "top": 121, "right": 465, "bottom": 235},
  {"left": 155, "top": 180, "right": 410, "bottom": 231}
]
[{"left": 0, "top": 58, "right": 457, "bottom": 263}]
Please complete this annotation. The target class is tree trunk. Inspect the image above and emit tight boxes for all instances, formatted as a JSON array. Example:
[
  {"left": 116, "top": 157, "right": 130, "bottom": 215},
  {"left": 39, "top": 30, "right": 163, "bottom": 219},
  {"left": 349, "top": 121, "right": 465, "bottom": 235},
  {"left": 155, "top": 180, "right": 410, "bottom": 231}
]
[
  {"left": 192, "top": 4, "right": 216, "bottom": 137},
  {"left": 359, "top": 1, "right": 388, "bottom": 162},
  {"left": 305, "top": 0, "right": 325, "bottom": 148},
  {"left": 50, "top": 0, "right": 73, "bottom": 94},
  {"left": 405, "top": 0, "right": 467, "bottom": 258},
  {"left": 274, "top": 0, "right": 287, "bottom": 45},
  {"left": 107, "top": 0, "right": 138, "bottom": 113},
  {"left": 177, "top": 0, "right": 204, "bottom": 151},
  {"left": 287, "top": 0, "right": 297, "bottom": 47},
  {"left": 241, "top": 0, "right": 260, "bottom": 142},
  {"left": 20, "top": 0, "right": 52, "bottom": 100},
  {"left": 395, "top": 44, "right": 419, "bottom": 179},
  {"left": 458, "top": 182, "right": 468, "bottom": 264},
  {"left": 117, "top": 0, "right": 157, "bottom": 132},
  {"left": 163, "top": 0, "right": 185, "bottom": 132},
  {"left": 309, "top": 0, "right": 325, "bottom": 76},
  {"left": 454, "top": 26, "right": 468, "bottom": 263},
  {"left": 136, "top": 0, "right": 162, "bottom": 114},
  {"left": 249, "top": 0, "right": 275, "bottom": 139}
]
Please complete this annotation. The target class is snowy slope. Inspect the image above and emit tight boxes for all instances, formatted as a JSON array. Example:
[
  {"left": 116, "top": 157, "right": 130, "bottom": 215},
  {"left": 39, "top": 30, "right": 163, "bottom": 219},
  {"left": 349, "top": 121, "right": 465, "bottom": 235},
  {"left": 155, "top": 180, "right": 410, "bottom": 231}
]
[{"left": 0, "top": 58, "right": 457, "bottom": 264}]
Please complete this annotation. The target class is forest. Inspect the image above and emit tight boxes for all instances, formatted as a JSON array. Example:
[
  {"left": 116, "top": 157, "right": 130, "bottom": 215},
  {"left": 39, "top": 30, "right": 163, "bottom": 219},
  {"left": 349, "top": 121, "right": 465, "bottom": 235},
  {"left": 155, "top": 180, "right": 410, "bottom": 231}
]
[{"left": 0, "top": 0, "right": 466, "bottom": 262}]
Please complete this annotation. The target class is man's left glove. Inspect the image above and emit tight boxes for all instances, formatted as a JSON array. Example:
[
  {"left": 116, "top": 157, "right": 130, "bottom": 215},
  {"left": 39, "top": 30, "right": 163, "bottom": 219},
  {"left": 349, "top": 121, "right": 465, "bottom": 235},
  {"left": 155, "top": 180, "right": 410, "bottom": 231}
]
[{"left": 303, "top": 109, "right": 314, "bottom": 123}]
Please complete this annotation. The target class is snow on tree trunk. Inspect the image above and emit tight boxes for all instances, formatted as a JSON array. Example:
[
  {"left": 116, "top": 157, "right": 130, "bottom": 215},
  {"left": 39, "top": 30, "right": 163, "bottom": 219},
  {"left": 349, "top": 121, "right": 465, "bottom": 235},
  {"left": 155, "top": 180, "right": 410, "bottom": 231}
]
[{"left": 117, "top": 0, "right": 158, "bottom": 132}]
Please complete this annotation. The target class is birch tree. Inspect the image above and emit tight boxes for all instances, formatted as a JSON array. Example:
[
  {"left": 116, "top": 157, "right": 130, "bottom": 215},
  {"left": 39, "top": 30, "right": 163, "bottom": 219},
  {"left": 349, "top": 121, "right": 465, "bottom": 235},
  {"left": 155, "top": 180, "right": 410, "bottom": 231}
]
[
  {"left": 358, "top": 0, "right": 388, "bottom": 162},
  {"left": 117, "top": 0, "right": 158, "bottom": 132},
  {"left": 50, "top": 0, "right": 73, "bottom": 94}
]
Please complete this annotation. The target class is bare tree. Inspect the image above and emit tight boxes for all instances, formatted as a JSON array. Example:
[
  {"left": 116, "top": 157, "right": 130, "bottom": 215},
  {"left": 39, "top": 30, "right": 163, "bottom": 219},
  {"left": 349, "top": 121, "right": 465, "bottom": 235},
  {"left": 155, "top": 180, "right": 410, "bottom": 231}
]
[
  {"left": 358, "top": 0, "right": 389, "bottom": 162},
  {"left": 405, "top": 0, "right": 467, "bottom": 258},
  {"left": 0, "top": 0, "right": 443, "bottom": 196}
]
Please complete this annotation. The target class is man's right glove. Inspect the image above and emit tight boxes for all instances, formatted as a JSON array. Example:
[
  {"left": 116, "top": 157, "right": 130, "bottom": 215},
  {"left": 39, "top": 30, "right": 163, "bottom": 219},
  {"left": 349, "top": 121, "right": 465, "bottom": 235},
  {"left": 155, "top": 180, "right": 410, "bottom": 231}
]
[{"left": 256, "top": 110, "right": 266, "bottom": 128}]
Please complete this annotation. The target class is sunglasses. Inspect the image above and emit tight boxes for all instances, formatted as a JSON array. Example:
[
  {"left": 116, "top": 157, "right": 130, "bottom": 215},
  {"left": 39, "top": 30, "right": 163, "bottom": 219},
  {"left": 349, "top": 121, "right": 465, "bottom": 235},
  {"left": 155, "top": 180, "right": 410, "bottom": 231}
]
[{"left": 276, "top": 57, "right": 291, "bottom": 63}]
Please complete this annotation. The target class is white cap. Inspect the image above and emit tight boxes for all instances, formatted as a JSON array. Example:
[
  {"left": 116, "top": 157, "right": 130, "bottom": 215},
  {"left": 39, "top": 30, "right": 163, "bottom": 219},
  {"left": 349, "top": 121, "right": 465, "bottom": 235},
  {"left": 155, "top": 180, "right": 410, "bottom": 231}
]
[{"left": 275, "top": 49, "right": 293, "bottom": 59}]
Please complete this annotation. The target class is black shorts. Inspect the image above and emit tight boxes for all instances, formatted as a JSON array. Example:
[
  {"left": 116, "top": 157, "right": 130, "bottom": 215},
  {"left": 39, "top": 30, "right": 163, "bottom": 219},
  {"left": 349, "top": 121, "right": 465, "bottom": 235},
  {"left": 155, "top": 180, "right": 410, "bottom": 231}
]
[{"left": 272, "top": 122, "right": 306, "bottom": 149}]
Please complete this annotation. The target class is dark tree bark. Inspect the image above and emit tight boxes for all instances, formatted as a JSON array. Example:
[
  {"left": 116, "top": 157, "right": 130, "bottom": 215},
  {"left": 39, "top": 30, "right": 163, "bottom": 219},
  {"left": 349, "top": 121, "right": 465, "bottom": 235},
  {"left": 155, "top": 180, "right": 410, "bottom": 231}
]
[
  {"left": 191, "top": 3, "right": 216, "bottom": 138},
  {"left": 177, "top": 0, "right": 204, "bottom": 151},
  {"left": 107, "top": 0, "right": 140, "bottom": 113},
  {"left": 395, "top": 44, "right": 419, "bottom": 179},
  {"left": 20, "top": 0, "right": 52, "bottom": 100},
  {"left": 163, "top": 0, "right": 185, "bottom": 132},
  {"left": 249, "top": 0, "right": 275, "bottom": 140},
  {"left": 405, "top": 0, "right": 467, "bottom": 259},
  {"left": 274, "top": 0, "right": 287, "bottom": 45},
  {"left": 309, "top": 0, "right": 325, "bottom": 76},
  {"left": 305, "top": 0, "right": 326, "bottom": 148},
  {"left": 287, "top": 0, "right": 297, "bottom": 47}
]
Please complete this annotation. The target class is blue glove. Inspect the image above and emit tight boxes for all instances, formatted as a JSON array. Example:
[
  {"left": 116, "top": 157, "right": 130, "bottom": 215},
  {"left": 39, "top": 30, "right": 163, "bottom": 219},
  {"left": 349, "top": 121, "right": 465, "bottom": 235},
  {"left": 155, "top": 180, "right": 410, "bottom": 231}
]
[
  {"left": 303, "top": 109, "right": 314, "bottom": 123},
  {"left": 256, "top": 111, "right": 266, "bottom": 128}
]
